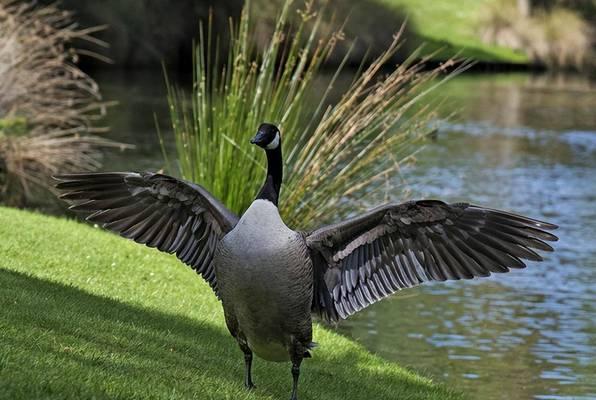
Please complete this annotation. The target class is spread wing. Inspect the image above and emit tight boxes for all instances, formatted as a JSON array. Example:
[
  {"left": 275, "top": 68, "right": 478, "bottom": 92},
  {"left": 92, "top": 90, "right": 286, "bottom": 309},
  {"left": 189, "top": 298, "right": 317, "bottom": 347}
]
[
  {"left": 55, "top": 172, "right": 239, "bottom": 295},
  {"left": 306, "top": 200, "right": 558, "bottom": 322}
]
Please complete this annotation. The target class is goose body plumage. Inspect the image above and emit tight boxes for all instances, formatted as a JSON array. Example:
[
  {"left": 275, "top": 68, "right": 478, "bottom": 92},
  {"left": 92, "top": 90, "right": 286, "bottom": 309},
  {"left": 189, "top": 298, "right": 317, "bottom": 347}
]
[
  {"left": 216, "top": 199, "right": 313, "bottom": 362},
  {"left": 55, "top": 123, "right": 558, "bottom": 400}
]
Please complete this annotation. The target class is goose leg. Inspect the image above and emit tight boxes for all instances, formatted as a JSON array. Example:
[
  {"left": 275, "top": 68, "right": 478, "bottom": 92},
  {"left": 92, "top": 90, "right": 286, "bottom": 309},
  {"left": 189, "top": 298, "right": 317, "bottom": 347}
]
[
  {"left": 240, "top": 344, "right": 256, "bottom": 389},
  {"left": 243, "top": 351, "right": 256, "bottom": 389},
  {"left": 223, "top": 312, "right": 255, "bottom": 389},
  {"left": 289, "top": 356, "right": 303, "bottom": 400}
]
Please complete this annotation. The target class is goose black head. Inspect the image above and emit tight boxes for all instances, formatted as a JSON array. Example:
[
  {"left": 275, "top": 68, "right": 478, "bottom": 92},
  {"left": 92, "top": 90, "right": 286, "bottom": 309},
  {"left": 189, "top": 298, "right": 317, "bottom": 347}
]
[{"left": 250, "top": 123, "right": 280, "bottom": 150}]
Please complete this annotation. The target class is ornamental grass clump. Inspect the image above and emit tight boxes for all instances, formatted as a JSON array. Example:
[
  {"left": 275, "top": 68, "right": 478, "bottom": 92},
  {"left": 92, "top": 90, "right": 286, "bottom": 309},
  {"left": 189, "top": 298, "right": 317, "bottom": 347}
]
[
  {"left": 167, "top": 0, "right": 464, "bottom": 229},
  {"left": 0, "top": 0, "right": 120, "bottom": 205},
  {"left": 479, "top": 0, "right": 592, "bottom": 69}
]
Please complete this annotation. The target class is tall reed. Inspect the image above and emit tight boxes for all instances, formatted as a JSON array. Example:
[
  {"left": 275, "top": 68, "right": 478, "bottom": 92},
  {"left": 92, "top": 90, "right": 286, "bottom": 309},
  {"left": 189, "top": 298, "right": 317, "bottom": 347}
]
[{"left": 167, "top": 0, "right": 464, "bottom": 229}]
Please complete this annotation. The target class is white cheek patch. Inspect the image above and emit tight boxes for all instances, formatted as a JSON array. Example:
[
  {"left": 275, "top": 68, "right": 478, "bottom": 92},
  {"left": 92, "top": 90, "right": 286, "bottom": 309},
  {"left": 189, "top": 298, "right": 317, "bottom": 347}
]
[{"left": 266, "top": 132, "right": 280, "bottom": 150}]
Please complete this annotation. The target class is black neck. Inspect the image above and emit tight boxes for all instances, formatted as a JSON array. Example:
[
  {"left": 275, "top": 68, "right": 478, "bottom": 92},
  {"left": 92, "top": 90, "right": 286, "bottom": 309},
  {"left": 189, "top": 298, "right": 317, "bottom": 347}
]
[{"left": 256, "top": 146, "right": 283, "bottom": 206}]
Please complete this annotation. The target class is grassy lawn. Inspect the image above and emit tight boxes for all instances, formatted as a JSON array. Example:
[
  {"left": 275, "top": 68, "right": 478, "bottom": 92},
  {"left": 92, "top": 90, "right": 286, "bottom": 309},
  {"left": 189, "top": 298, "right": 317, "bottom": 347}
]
[
  {"left": 378, "top": 0, "right": 529, "bottom": 63},
  {"left": 0, "top": 206, "right": 463, "bottom": 400}
]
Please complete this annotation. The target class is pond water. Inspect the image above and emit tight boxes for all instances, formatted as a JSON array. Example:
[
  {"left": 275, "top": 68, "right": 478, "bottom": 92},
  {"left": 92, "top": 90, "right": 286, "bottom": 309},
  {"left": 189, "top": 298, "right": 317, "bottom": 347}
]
[{"left": 97, "top": 70, "right": 596, "bottom": 400}]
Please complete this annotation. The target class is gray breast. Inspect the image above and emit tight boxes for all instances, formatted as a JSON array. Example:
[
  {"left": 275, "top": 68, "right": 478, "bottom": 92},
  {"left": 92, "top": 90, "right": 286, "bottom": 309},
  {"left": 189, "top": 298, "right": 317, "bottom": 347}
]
[{"left": 215, "top": 199, "right": 313, "bottom": 362}]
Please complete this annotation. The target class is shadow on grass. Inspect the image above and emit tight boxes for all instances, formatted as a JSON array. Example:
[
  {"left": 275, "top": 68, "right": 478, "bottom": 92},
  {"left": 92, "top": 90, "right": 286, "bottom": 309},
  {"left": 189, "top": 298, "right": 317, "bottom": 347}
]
[{"left": 0, "top": 268, "right": 456, "bottom": 400}]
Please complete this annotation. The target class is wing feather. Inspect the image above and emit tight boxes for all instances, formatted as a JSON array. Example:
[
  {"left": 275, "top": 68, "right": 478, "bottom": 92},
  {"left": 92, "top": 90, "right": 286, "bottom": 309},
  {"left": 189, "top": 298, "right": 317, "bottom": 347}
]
[
  {"left": 307, "top": 200, "right": 558, "bottom": 322},
  {"left": 55, "top": 172, "right": 239, "bottom": 295}
]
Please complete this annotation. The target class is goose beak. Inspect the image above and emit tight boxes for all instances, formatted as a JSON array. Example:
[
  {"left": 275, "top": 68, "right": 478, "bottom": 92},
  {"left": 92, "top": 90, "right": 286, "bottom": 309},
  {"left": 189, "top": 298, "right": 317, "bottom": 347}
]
[{"left": 250, "top": 131, "right": 267, "bottom": 146}]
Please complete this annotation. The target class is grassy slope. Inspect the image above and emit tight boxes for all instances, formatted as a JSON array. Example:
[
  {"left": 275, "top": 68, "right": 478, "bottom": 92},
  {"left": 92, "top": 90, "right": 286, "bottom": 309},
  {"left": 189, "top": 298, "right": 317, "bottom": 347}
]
[
  {"left": 378, "top": 0, "right": 529, "bottom": 63},
  {"left": 0, "top": 207, "right": 463, "bottom": 400}
]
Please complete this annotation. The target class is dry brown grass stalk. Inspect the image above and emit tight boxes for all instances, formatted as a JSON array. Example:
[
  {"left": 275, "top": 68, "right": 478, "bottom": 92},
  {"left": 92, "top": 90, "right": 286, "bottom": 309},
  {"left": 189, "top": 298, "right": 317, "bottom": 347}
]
[
  {"left": 0, "top": 130, "right": 124, "bottom": 201},
  {"left": 282, "top": 33, "right": 467, "bottom": 226},
  {"left": 0, "top": 0, "right": 121, "bottom": 205}
]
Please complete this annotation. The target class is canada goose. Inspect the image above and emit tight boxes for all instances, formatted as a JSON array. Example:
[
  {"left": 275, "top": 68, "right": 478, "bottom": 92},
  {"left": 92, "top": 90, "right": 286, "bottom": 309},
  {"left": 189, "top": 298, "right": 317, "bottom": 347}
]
[{"left": 55, "top": 122, "right": 558, "bottom": 400}]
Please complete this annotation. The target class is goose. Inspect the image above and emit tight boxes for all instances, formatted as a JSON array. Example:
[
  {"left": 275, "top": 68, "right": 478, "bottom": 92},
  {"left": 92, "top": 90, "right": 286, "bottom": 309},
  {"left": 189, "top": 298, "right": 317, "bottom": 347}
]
[{"left": 55, "top": 122, "right": 558, "bottom": 400}]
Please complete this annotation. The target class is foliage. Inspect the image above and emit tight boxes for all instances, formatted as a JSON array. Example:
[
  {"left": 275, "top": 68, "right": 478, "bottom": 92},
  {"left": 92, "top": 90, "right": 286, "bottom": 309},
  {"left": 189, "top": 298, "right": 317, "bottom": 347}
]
[
  {"left": 377, "top": 0, "right": 529, "bottom": 63},
  {"left": 0, "top": 1, "right": 120, "bottom": 204},
  {"left": 530, "top": 0, "right": 596, "bottom": 22},
  {"left": 0, "top": 206, "right": 463, "bottom": 400},
  {"left": 479, "top": 0, "right": 592, "bottom": 69},
  {"left": 166, "top": 0, "right": 464, "bottom": 228},
  {"left": 0, "top": 116, "right": 27, "bottom": 137},
  {"left": 540, "top": 7, "right": 592, "bottom": 67}
]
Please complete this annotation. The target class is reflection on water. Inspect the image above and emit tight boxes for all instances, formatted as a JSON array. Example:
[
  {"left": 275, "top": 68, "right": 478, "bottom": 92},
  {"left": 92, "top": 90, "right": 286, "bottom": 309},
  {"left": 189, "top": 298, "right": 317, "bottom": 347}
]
[
  {"left": 339, "top": 74, "right": 596, "bottom": 400},
  {"left": 96, "top": 69, "right": 180, "bottom": 172},
  {"left": 97, "top": 71, "right": 596, "bottom": 400}
]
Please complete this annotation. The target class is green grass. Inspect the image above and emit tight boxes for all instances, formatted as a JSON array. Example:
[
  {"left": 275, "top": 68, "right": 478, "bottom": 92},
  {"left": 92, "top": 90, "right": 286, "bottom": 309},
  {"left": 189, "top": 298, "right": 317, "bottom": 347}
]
[
  {"left": 0, "top": 206, "right": 463, "bottom": 400},
  {"left": 377, "top": 0, "right": 529, "bottom": 63}
]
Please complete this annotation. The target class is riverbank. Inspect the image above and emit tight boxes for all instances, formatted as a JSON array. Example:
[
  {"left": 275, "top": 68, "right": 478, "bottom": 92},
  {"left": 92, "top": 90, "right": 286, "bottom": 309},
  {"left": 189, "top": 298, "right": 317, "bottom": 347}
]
[
  {"left": 0, "top": 207, "right": 462, "bottom": 400},
  {"left": 58, "top": 0, "right": 529, "bottom": 70},
  {"left": 380, "top": 0, "right": 528, "bottom": 64}
]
